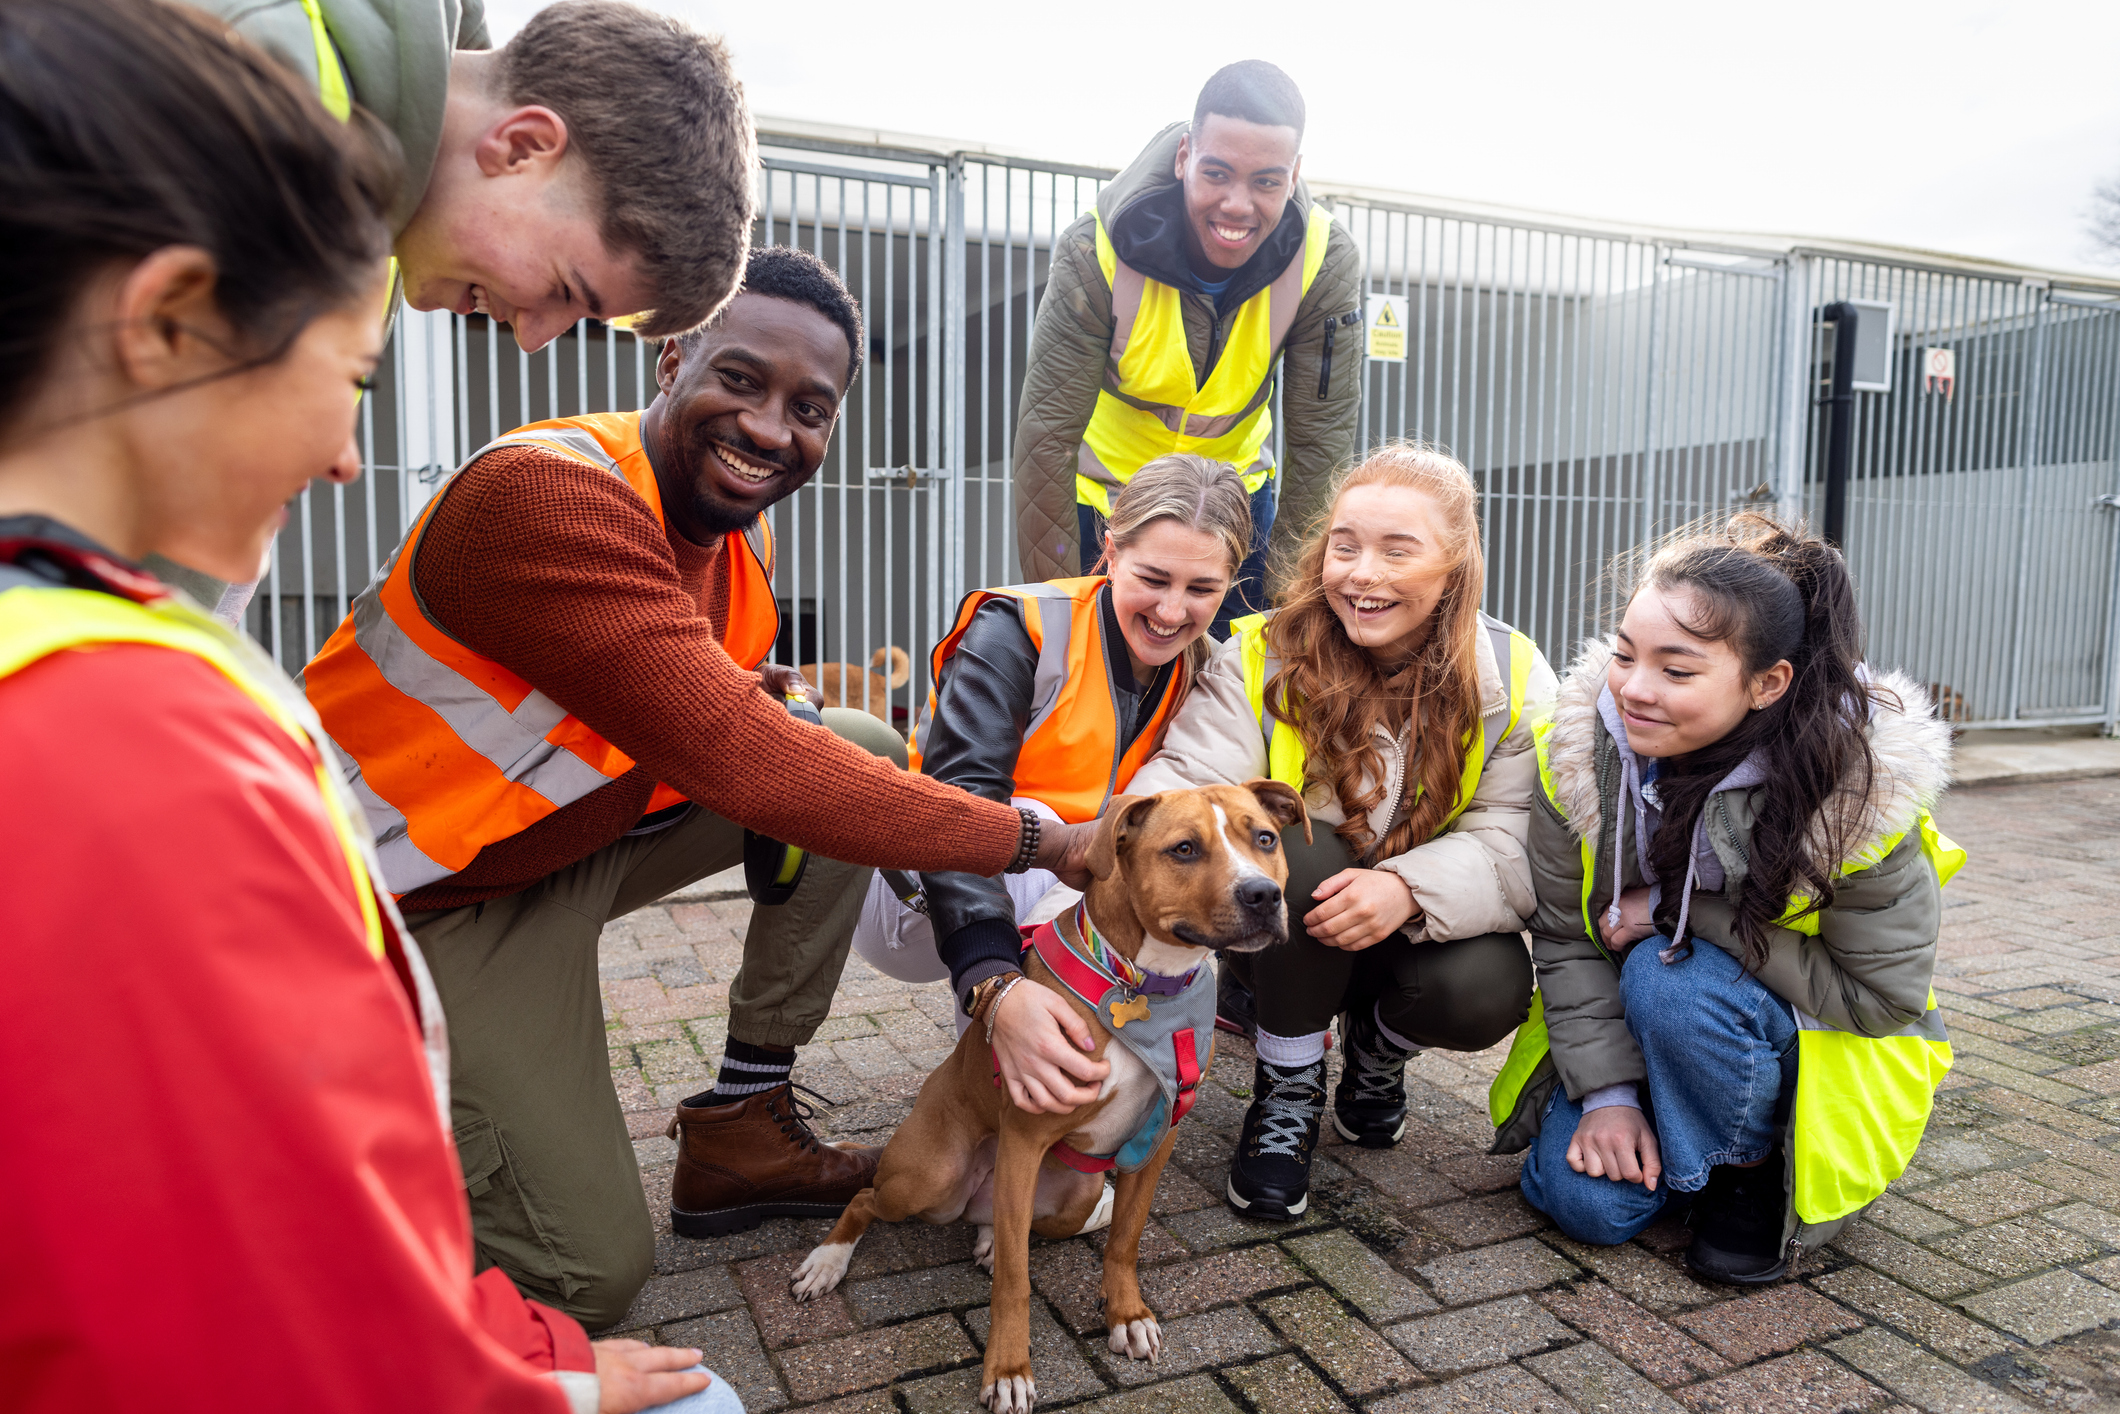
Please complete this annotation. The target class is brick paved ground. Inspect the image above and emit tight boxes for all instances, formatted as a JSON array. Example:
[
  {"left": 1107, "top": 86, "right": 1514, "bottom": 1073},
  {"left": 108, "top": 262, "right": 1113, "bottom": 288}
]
[{"left": 597, "top": 776, "right": 2120, "bottom": 1413}]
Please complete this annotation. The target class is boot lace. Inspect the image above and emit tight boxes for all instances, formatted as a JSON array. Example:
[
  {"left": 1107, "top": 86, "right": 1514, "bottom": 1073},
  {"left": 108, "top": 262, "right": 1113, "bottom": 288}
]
[
  {"left": 770, "top": 1082, "right": 838, "bottom": 1155},
  {"left": 1346, "top": 1035, "right": 1410, "bottom": 1104},
  {"left": 1251, "top": 1062, "right": 1324, "bottom": 1158}
]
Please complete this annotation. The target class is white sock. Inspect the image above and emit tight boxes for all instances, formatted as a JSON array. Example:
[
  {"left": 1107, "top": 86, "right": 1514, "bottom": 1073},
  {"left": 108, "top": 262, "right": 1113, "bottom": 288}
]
[{"left": 1254, "top": 1027, "right": 1328, "bottom": 1069}]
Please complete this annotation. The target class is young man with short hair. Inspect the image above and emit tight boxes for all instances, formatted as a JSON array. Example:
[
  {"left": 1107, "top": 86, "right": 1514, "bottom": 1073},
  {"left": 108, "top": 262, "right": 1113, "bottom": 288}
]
[
  {"left": 1013, "top": 60, "right": 1364, "bottom": 639},
  {"left": 163, "top": 0, "right": 756, "bottom": 618},
  {"left": 302, "top": 247, "right": 1093, "bottom": 1329}
]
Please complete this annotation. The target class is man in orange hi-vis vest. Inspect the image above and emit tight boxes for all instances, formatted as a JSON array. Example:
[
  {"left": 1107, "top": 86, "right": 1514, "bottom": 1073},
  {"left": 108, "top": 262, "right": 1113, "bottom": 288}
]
[{"left": 303, "top": 247, "right": 1094, "bottom": 1330}]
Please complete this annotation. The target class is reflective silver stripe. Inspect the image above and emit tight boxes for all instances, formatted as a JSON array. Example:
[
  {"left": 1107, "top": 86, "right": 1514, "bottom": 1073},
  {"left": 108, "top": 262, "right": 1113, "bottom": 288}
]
[
  {"left": 347, "top": 770, "right": 454, "bottom": 894},
  {"left": 1477, "top": 614, "right": 1518, "bottom": 772},
  {"left": 1008, "top": 582, "right": 1076, "bottom": 739},
  {"left": 1795, "top": 1005, "right": 1951, "bottom": 1045},
  {"left": 475, "top": 426, "right": 621, "bottom": 473},
  {"left": 1101, "top": 216, "right": 1313, "bottom": 431}
]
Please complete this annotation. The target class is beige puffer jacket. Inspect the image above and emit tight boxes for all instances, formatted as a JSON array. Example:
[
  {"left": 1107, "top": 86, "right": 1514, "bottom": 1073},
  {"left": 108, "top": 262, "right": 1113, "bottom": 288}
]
[{"left": 1127, "top": 625, "right": 1558, "bottom": 942}]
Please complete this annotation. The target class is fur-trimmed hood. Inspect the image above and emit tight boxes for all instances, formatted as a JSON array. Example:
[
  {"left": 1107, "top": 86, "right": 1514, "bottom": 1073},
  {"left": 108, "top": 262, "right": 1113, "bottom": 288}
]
[{"left": 1543, "top": 639, "right": 1955, "bottom": 869}]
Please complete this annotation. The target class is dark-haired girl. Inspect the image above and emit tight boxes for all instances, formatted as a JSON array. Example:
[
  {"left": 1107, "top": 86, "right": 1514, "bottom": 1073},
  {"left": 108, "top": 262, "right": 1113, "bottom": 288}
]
[{"left": 1492, "top": 513, "right": 1961, "bottom": 1284}]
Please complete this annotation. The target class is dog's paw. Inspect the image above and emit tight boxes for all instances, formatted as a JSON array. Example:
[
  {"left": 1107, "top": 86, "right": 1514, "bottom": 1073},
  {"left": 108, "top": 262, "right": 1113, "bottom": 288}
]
[
  {"left": 789, "top": 1241, "right": 854, "bottom": 1301},
  {"left": 979, "top": 1373, "right": 1037, "bottom": 1412},
  {"left": 973, "top": 1224, "right": 996, "bottom": 1273},
  {"left": 1107, "top": 1316, "right": 1161, "bottom": 1363}
]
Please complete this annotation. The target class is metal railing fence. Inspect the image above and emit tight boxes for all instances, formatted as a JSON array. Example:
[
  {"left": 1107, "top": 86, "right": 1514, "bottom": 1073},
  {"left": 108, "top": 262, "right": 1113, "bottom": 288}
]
[{"left": 253, "top": 129, "right": 2120, "bottom": 733}]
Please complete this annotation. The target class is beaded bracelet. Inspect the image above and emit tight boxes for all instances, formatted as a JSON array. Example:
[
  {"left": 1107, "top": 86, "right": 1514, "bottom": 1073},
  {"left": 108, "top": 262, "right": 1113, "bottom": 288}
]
[
  {"left": 983, "top": 973, "right": 1027, "bottom": 1047},
  {"left": 1003, "top": 806, "right": 1041, "bottom": 874}
]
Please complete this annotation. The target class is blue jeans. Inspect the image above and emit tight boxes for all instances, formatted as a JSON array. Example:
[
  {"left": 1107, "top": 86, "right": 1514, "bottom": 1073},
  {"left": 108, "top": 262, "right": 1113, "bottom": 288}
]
[
  {"left": 1077, "top": 476, "right": 1276, "bottom": 641},
  {"left": 1519, "top": 937, "right": 1797, "bottom": 1245}
]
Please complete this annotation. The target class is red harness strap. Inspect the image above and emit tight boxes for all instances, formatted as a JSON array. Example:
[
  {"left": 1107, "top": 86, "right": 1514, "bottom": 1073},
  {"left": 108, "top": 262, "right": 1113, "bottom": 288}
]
[{"left": 1171, "top": 1026, "right": 1201, "bottom": 1123}]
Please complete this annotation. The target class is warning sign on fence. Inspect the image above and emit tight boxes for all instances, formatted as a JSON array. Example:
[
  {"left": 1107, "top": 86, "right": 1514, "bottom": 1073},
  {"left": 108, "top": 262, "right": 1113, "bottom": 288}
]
[{"left": 1367, "top": 294, "right": 1407, "bottom": 362}]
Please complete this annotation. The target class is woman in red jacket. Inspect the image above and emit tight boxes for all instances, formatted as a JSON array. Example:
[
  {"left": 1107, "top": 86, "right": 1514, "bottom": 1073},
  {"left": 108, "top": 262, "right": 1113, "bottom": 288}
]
[{"left": 0, "top": 2, "right": 716, "bottom": 1409}]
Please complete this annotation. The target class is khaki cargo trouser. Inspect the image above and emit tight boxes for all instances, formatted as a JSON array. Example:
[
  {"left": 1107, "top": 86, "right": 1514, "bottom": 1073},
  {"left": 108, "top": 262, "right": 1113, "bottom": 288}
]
[{"left": 405, "top": 708, "right": 904, "bottom": 1330}]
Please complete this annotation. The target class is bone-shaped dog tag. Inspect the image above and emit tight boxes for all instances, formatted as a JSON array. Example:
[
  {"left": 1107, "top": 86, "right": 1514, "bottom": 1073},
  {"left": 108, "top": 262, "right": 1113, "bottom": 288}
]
[{"left": 1110, "top": 994, "right": 1151, "bottom": 1029}]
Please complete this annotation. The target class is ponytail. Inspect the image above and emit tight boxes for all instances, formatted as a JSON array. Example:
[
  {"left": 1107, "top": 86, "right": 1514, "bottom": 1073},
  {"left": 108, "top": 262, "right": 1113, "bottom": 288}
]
[{"left": 1632, "top": 512, "right": 1888, "bottom": 969}]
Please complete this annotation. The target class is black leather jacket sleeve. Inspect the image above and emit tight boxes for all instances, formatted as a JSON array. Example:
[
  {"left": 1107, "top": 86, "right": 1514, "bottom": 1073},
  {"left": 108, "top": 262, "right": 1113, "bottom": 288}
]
[{"left": 919, "top": 599, "right": 1041, "bottom": 998}]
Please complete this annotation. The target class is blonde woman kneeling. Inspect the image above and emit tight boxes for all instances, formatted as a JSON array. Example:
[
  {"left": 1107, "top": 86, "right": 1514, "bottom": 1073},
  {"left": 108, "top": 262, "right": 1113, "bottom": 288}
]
[{"left": 1129, "top": 444, "right": 1557, "bottom": 1219}]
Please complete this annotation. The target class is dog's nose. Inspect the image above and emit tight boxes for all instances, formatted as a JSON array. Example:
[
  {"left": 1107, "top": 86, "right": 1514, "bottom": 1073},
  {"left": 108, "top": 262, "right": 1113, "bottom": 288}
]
[{"left": 1235, "top": 877, "right": 1282, "bottom": 915}]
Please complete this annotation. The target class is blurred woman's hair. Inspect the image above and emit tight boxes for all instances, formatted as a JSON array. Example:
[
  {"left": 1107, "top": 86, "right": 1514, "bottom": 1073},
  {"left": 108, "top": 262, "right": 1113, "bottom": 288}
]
[
  {"left": 1265, "top": 442, "right": 1486, "bottom": 860},
  {"left": 0, "top": 0, "right": 401, "bottom": 433}
]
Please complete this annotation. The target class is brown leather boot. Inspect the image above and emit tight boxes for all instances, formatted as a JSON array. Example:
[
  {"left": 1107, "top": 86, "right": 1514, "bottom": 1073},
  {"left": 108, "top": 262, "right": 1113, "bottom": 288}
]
[{"left": 667, "top": 1083, "right": 878, "bottom": 1238}]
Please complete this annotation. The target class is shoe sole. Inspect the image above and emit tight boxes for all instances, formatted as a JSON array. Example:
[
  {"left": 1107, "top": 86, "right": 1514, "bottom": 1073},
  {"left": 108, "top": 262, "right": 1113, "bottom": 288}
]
[
  {"left": 1224, "top": 1177, "right": 1307, "bottom": 1222},
  {"left": 670, "top": 1200, "right": 850, "bottom": 1239},
  {"left": 1331, "top": 1112, "right": 1407, "bottom": 1149},
  {"left": 1683, "top": 1246, "right": 1788, "bottom": 1285}
]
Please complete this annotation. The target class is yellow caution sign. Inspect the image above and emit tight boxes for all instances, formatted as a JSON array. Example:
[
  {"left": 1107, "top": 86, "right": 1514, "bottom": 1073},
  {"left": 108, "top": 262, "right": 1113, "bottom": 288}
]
[{"left": 1367, "top": 294, "right": 1407, "bottom": 363}]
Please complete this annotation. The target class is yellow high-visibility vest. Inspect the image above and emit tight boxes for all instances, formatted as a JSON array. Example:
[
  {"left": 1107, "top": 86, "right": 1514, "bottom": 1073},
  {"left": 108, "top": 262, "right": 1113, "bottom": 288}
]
[
  {"left": 1230, "top": 608, "right": 1536, "bottom": 841},
  {"left": 1487, "top": 716, "right": 1966, "bottom": 1228},
  {"left": 1076, "top": 204, "right": 1334, "bottom": 515},
  {"left": 0, "top": 577, "right": 387, "bottom": 958}
]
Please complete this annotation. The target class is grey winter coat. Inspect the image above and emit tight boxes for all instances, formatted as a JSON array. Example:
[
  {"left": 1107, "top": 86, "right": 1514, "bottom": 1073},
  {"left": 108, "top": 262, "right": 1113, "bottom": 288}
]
[
  {"left": 1012, "top": 124, "right": 1365, "bottom": 582},
  {"left": 1526, "top": 641, "right": 1955, "bottom": 1112}
]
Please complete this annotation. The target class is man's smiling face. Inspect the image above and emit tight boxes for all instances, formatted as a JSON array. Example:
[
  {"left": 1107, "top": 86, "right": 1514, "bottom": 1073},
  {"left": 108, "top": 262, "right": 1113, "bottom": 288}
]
[
  {"left": 1174, "top": 113, "right": 1303, "bottom": 275},
  {"left": 641, "top": 292, "right": 850, "bottom": 545}
]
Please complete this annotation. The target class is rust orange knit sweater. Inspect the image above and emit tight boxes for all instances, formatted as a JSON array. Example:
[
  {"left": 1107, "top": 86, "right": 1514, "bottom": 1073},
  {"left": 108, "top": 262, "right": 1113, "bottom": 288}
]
[{"left": 398, "top": 444, "right": 1015, "bottom": 911}]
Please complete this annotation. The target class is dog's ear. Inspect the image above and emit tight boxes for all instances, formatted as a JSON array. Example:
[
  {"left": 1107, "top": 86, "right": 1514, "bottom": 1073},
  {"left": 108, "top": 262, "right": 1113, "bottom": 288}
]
[
  {"left": 1242, "top": 778, "right": 1312, "bottom": 845},
  {"left": 1087, "top": 794, "right": 1157, "bottom": 881}
]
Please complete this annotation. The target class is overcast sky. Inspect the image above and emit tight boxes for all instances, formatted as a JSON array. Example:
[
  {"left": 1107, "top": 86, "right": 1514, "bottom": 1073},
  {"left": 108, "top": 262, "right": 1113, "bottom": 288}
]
[{"left": 485, "top": 0, "right": 2120, "bottom": 276}]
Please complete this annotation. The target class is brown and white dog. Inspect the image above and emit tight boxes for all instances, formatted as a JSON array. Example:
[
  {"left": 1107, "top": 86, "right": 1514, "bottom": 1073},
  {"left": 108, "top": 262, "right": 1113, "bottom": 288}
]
[{"left": 790, "top": 781, "right": 1308, "bottom": 1411}]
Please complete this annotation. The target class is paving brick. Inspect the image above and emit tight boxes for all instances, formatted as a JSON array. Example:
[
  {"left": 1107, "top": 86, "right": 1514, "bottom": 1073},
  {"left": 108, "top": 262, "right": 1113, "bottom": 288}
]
[
  {"left": 1414, "top": 1190, "right": 1549, "bottom": 1248},
  {"left": 1867, "top": 1191, "right": 1962, "bottom": 1240},
  {"left": 1415, "top": 1237, "right": 1578, "bottom": 1306},
  {"left": 1825, "top": 1327, "right": 2034, "bottom": 1413},
  {"left": 1028, "top": 1240, "right": 1106, "bottom": 1335},
  {"left": 1524, "top": 1341, "right": 1688, "bottom": 1414},
  {"left": 840, "top": 1218, "right": 976, "bottom": 1279},
  {"left": 1430, "top": 1149, "right": 1526, "bottom": 1196},
  {"left": 1095, "top": 1304, "right": 1280, "bottom": 1386},
  {"left": 616, "top": 1263, "right": 744, "bottom": 1329},
  {"left": 1910, "top": 1171, "right": 2065, "bottom": 1224},
  {"left": 1385, "top": 1294, "right": 1574, "bottom": 1375},
  {"left": 1673, "top": 1283, "right": 1867, "bottom": 1363},
  {"left": 2018, "top": 1157, "right": 2120, "bottom": 1208},
  {"left": 1149, "top": 1168, "right": 1220, "bottom": 1215},
  {"left": 1224, "top": 1352, "right": 1353, "bottom": 1414},
  {"left": 1811, "top": 1266, "right": 2011, "bottom": 1364},
  {"left": 1258, "top": 1286, "right": 1420, "bottom": 1394},
  {"left": 1338, "top": 1145, "right": 1466, "bottom": 1208},
  {"left": 1072, "top": 1374, "right": 1241, "bottom": 1414},
  {"left": 2039, "top": 1200, "right": 2120, "bottom": 1247},
  {"left": 1367, "top": 1364, "right": 1576, "bottom": 1414},
  {"left": 1675, "top": 1349, "right": 1890, "bottom": 1414},
  {"left": 842, "top": 1260, "right": 992, "bottom": 1324},
  {"left": 1956, "top": 1270, "right": 2120, "bottom": 1345},
  {"left": 1830, "top": 1220, "right": 1985, "bottom": 1299},
  {"left": 1538, "top": 1281, "right": 1728, "bottom": 1386},
  {"left": 1136, "top": 1245, "right": 1303, "bottom": 1318},
  {"left": 1161, "top": 1201, "right": 1325, "bottom": 1251},
  {"left": 777, "top": 1395, "right": 895, "bottom": 1414},
  {"left": 732, "top": 1251, "right": 857, "bottom": 1349},
  {"left": 1930, "top": 1215, "right": 2099, "bottom": 1277},
  {"left": 2081, "top": 1254, "right": 2120, "bottom": 1290},
  {"left": 958, "top": 1300, "right": 1106, "bottom": 1406},
  {"left": 660, "top": 1308, "right": 786, "bottom": 1413},
  {"left": 1085, "top": 1217, "right": 1187, "bottom": 1266},
  {"left": 774, "top": 1314, "right": 976, "bottom": 1404},
  {"left": 1540, "top": 1235, "right": 1720, "bottom": 1310},
  {"left": 1283, "top": 1228, "right": 1439, "bottom": 1322}
]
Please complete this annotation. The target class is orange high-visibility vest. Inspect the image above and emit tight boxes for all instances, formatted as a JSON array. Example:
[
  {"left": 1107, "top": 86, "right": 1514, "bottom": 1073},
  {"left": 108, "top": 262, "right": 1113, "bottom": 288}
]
[
  {"left": 908, "top": 578, "right": 1181, "bottom": 823},
  {"left": 303, "top": 411, "right": 777, "bottom": 897}
]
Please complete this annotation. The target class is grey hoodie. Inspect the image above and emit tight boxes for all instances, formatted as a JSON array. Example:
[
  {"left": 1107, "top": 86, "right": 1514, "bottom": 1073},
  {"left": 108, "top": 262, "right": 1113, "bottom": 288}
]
[{"left": 191, "top": 0, "right": 489, "bottom": 233}]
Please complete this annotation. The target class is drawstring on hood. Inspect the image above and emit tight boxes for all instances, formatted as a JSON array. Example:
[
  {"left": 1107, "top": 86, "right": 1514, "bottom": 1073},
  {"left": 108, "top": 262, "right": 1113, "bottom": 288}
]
[{"left": 1596, "top": 683, "right": 1768, "bottom": 962}]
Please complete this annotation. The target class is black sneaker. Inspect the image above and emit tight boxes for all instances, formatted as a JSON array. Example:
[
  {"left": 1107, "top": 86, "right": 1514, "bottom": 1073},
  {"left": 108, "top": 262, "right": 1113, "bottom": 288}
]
[
  {"left": 1215, "top": 954, "right": 1257, "bottom": 1040},
  {"left": 1333, "top": 1007, "right": 1414, "bottom": 1148},
  {"left": 1684, "top": 1151, "right": 1790, "bottom": 1284},
  {"left": 1227, "top": 1057, "right": 1324, "bottom": 1220}
]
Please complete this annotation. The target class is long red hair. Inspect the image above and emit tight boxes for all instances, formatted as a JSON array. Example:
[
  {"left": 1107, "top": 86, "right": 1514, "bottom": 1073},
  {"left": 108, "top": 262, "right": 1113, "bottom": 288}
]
[{"left": 1264, "top": 443, "right": 1486, "bottom": 860}]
